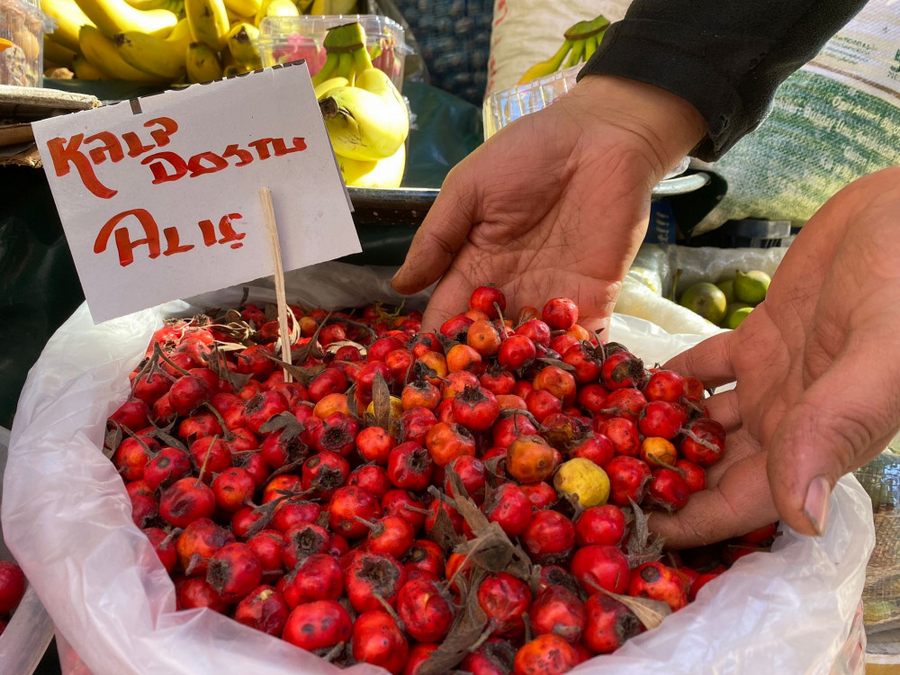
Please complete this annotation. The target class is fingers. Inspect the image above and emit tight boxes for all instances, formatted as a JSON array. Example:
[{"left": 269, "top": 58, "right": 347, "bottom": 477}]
[
  {"left": 702, "top": 389, "right": 741, "bottom": 432},
  {"left": 391, "top": 162, "right": 479, "bottom": 295},
  {"left": 420, "top": 269, "right": 473, "bottom": 332},
  {"left": 650, "top": 451, "right": 778, "bottom": 549},
  {"left": 663, "top": 331, "right": 736, "bottom": 388},
  {"left": 766, "top": 341, "right": 900, "bottom": 537}
]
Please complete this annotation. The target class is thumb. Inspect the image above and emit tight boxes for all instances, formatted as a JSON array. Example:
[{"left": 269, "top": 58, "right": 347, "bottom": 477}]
[
  {"left": 766, "top": 343, "right": 900, "bottom": 536},
  {"left": 391, "top": 160, "right": 480, "bottom": 295}
]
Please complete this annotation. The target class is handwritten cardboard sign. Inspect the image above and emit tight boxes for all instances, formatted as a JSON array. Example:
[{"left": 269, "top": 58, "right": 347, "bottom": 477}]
[{"left": 32, "top": 64, "right": 361, "bottom": 323}]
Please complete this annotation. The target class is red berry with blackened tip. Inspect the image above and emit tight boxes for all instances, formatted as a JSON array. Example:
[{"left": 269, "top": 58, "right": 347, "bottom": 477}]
[
  {"left": 628, "top": 561, "right": 688, "bottom": 611},
  {"left": 536, "top": 565, "right": 581, "bottom": 596},
  {"left": 387, "top": 442, "right": 433, "bottom": 491},
  {"left": 452, "top": 386, "right": 500, "bottom": 431},
  {"left": 397, "top": 577, "right": 455, "bottom": 642},
  {"left": 309, "top": 412, "right": 358, "bottom": 457},
  {"left": 345, "top": 551, "right": 406, "bottom": 612},
  {"left": 242, "top": 390, "right": 289, "bottom": 434},
  {"left": 575, "top": 505, "right": 627, "bottom": 546},
  {"left": 583, "top": 593, "right": 643, "bottom": 654},
  {"left": 283, "top": 600, "right": 352, "bottom": 652},
  {"left": 206, "top": 542, "right": 262, "bottom": 602},
  {"left": 440, "top": 314, "right": 474, "bottom": 342},
  {"left": 352, "top": 610, "right": 409, "bottom": 675},
  {"left": 301, "top": 451, "right": 350, "bottom": 498},
  {"left": 404, "top": 540, "right": 445, "bottom": 578},
  {"left": 492, "top": 413, "right": 537, "bottom": 448},
  {"left": 680, "top": 417, "right": 726, "bottom": 466},
  {"left": 530, "top": 585, "right": 586, "bottom": 643},
  {"left": 174, "top": 576, "right": 227, "bottom": 612},
  {"left": 522, "top": 510, "right": 575, "bottom": 564},
  {"left": 513, "top": 634, "right": 579, "bottom": 675},
  {"left": 234, "top": 585, "right": 289, "bottom": 636},
  {"left": 604, "top": 456, "right": 652, "bottom": 506},
  {"left": 600, "top": 351, "right": 646, "bottom": 390},
  {"left": 175, "top": 518, "right": 234, "bottom": 577},
  {"left": 282, "top": 523, "right": 331, "bottom": 569}
]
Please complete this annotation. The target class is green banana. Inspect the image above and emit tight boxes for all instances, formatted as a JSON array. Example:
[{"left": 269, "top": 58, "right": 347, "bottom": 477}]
[
  {"left": 563, "top": 38, "right": 585, "bottom": 69},
  {"left": 518, "top": 40, "right": 571, "bottom": 85},
  {"left": 185, "top": 40, "right": 222, "bottom": 81},
  {"left": 184, "top": 0, "right": 229, "bottom": 49},
  {"left": 115, "top": 18, "right": 190, "bottom": 79},
  {"left": 320, "top": 67, "right": 408, "bottom": 161},
  {"left": 226, "top": 22, "right": 260, "bottom": 67},
  {"left": 518, "top": 14, "right": 610, "bottom": 84}
]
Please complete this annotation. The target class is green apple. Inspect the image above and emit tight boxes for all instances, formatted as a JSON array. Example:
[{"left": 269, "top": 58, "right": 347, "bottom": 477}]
[
  {"left": 679, "top": 282, "right": 728, "bottom": 325},
  {"left": 734, "top": 270, "right": 771, "bottom": 305}
]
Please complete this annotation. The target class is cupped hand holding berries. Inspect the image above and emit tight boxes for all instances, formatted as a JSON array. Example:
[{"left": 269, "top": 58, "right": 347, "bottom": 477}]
[
  {"left": 653, "top": 167, "right": 900, "bottom": 546},
  {"left": 391, "top": 75, "right": 705, "bottom": 331}
]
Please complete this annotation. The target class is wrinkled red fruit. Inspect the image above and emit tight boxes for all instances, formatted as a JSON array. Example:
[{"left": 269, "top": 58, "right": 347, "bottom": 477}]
[
  {"left": 477, "top": 572, "right": 532, "bottom": 638},
  {"left": 570, "top": 544, "right": 630, "bottom": 594},
  {"left": 281, "top": 553, "right": 343, "bottom": 607},
  {"left": 345, "top": 551, "right": 406, "bottom": 612},
  {"left": 513, "top": 634, "right": 579, "bottom": 675},
  {"left": 628, "top": 561, "right": 688, "bottom": 611},
  {"left": 206, "top": 542, "right": 262, "bottom": 602},
  {"left": 583, "top": 593, "right": 643, "bottom": 654},
  {"left": 530, "top": 585, "right": 586, "bottom": 643}
]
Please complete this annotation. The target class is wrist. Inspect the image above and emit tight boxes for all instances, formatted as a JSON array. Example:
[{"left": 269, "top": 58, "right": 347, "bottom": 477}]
[{"left": 566, "top": 75, "right": 706, "bottom": 182}]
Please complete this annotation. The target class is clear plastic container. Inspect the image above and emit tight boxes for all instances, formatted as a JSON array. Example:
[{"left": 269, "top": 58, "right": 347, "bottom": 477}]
[
  {"left": 484, "top": 65, "right": 690, "bottom": 179},
  {"left": 257, "top": 14, "right": 409, "bottom": 91},
  {"left": 0, "top": 426, "right": 54, "bottom": 675},
  {"left": 0, "top": 0, "right": 46, "bottom": 86}
]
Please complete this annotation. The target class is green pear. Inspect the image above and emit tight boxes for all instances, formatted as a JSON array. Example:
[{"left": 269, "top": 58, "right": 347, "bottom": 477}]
[
  {"left": 679, "top": 282, "right": 728, "bottom": 325},
  {"left": 734, "top": 270, "right": 771, "bottom": 305},
  {"left": 726, "top": 304, "right": 754, "bottom": 329},
  {"left": 716, "top": 279, "right": 735, "bottom": 304}
]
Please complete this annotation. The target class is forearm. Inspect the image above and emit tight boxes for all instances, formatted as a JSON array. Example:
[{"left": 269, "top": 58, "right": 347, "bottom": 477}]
[{"left": 578, "top": 0, "right": 867, "bottom": 160}]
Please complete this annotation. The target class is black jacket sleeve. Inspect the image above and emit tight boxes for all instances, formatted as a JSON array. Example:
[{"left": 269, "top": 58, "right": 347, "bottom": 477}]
[{"left": 578, "top": 0, "right": 867, "bottom": 160}]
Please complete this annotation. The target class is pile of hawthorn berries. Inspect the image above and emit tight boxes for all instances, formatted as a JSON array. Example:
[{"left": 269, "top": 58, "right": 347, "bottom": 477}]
[
  {"left": 0, "top": 561, "right": 26, "bottom": 636},
  {"left": 107, "top": 288, "right": 776, "bottom": 674}
]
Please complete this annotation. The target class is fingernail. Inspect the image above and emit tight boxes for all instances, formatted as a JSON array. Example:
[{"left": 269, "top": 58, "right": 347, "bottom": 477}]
[{"left": 803, "top": 475, "right": 832, "bottom": 536}]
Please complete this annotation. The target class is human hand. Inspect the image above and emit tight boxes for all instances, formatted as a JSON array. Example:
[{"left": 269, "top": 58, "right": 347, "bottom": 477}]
[
  {"left": 390, "top": 76, "right": 704, "bottom": 331},
  {"left": 652, "top": 167, "right": 900, "bottom": 547}
]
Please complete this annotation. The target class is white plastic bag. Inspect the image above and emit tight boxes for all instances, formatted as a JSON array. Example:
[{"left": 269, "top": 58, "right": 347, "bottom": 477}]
[{"left": 3, "top": 266, "right": 874, "bottom": 675}]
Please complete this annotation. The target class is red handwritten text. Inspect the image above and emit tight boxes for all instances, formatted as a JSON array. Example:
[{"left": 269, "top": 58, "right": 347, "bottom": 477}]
[{"left": 93, "top": 208, "right": 246, "bottom": 267}]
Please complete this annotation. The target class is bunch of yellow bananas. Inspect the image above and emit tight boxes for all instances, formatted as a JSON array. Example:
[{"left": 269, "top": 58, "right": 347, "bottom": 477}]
[
  {"left": 313, "top": 22, "right": 408, "bottom": 189},
  {"left": 518, "top": 15, "right": 610, "bottom": 85},
  {"left": 41, "top": 0, "right": 359, "bottom": 84}
]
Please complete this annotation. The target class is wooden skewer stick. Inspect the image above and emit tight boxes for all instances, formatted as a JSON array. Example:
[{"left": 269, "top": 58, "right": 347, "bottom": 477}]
[{"left": 259, "top": 187, "right": 293, "bottom": 382}]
